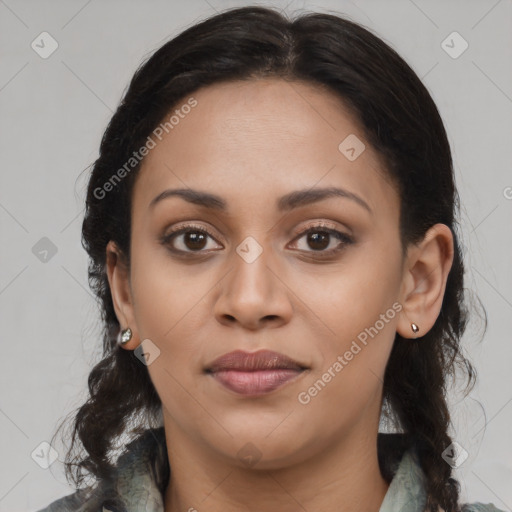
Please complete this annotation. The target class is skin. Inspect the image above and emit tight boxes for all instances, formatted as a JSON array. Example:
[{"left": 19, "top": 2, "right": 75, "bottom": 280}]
[{"left": 106, "top": 78, "right": 454, "bottom": 512}]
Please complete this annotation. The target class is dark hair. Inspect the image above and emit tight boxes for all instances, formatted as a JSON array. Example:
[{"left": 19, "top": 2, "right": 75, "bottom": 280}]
[{"left": 52, "top": 6, "right": 482, "bottom": 512}]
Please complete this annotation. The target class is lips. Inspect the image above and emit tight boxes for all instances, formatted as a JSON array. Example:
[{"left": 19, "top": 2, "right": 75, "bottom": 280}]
[
  {"left": 205, "top": 350, "right": 309, "bottom": 396},
  {"left": 205, "top": 349, "right": 307, "bottom": 373}
]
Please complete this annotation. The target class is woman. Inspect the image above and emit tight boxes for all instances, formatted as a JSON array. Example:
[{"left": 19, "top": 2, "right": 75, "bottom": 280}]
[{"left": 37, "top": 5, "right": 505, "bottom": 512}]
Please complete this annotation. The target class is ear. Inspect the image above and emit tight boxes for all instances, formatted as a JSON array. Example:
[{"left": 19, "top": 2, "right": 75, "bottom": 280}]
[
  {"left": 106, "top": 240, "right": 139, "bottom": 349},
  {"left": 397, "top": 224, "right": 454, "bottom": 339}
]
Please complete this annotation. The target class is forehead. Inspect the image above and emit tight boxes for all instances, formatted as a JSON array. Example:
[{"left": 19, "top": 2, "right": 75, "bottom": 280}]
[{"left": 133, "top": 78, "right": 398, "bottom": 219}]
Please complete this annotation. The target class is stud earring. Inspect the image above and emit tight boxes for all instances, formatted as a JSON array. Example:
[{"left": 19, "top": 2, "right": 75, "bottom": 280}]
[
  {"left": 411, "top": 323, "right": 420, "bottom": 337},
  {"left": 119, "top": 327, "right": 132, "bottom": 345}
]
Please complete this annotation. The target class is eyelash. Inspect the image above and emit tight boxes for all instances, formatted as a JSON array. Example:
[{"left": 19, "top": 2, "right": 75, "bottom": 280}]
[{"left": 160, "top": 221, "right": 354, "bottom": 259}]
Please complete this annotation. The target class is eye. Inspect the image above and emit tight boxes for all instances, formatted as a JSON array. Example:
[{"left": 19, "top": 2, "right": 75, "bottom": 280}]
[
  {"left": 160, "top": 224, "right": 222, "bottom": 254},
  {"left": 289, "top": 222, "right": 354, "bottom": 256}
]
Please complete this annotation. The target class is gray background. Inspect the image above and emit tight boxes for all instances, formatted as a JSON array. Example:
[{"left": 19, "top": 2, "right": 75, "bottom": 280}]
[{"left": 0, "top": 0, "right": 511, "bottom": 510}]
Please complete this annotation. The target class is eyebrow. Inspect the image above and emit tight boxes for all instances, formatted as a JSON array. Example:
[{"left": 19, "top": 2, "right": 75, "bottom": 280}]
[{"left": 149, "top": 186, "right": 372, "bottom": 215}]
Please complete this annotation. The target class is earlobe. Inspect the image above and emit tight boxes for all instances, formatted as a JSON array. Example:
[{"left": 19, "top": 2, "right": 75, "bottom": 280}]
[
  {"left": 397, "top": 224, "right": 454, "bottom": 339},
  {"left": 105, "top": 241, "right": 138, "bottom": 349}
]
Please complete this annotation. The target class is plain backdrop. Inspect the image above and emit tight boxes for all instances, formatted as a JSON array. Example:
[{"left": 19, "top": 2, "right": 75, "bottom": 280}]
[{"left": 0, "top": 0, "right": 511, "bottom": 511}]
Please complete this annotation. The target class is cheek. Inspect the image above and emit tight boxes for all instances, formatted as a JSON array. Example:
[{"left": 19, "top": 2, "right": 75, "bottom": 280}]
[
  {"left": 295, "top": 242, "right": 401, "bottom": 409},
  {"left": 302, "top": 246, "right": 402, "bottom": 350},
  {"left": 130, "top": 250, "right": 208, "bottom": 417},
  {"left": 129, "top": 243, "right": 213, "bottom": 388},
  {"left": 130, "top": 241, "right": 206, "bottom": 338},
  {"left": 296, "top": 302, "right": 397, "bottom": 430}
]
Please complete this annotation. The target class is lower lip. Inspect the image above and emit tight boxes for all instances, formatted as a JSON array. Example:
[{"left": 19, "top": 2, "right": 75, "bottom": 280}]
[{"left": 209, "top": 369, "right": 304, "bottom": 396}]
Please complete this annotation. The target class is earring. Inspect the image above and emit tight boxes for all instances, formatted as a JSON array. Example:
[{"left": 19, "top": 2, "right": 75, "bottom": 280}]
[
  {"left": 119, "top": 327, "right": 132, "bottom": 345},
  {"left": 411, "top": 323, "right": 419, "bottom": 337}
]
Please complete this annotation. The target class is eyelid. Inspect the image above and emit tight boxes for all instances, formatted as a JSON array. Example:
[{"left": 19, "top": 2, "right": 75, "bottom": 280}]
[{"left": 291, "top": 220, "right": 343, "bottom": 238}]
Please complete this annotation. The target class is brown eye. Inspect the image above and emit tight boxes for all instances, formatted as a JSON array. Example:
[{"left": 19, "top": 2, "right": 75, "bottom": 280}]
[
  {"left": 161, "top": 225, "right": 222, "bottom": 254},
  {"left": 182, "top": 231, "right": 208, "bottom": 251},
  {"left": 290, "top": 225, "right": 354, "bottom": 256},
  {"left": 305, "top": 231, "right": 330, "bottom": 251}
]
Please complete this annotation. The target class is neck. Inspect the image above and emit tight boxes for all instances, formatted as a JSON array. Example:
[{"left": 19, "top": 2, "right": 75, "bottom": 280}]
[{"left": 163, "top": 418, "right": 390, "bottom": 512}]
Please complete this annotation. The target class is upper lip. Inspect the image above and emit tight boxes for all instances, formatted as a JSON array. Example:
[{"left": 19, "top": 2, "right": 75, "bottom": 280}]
[{"left": 205, "top": 349, "right": 308, "bottom": 372}]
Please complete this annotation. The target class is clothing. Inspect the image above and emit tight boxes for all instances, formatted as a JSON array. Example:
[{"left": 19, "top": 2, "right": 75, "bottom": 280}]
[{"left": 36, "top": 427, "right": 505, "bottom": 512}]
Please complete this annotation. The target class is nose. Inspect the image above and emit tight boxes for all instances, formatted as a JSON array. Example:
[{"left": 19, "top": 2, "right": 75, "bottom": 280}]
[{"left": 213, "top": 245, "right": 293, "bottom": 331}]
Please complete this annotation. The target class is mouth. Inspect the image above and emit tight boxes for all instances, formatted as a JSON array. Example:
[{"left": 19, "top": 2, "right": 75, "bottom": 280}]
[{"left": 204, "top": 349, "right": 309, "bottom": 396}]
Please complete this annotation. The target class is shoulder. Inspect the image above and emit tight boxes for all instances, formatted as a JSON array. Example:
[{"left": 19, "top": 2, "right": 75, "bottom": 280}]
[
  {"left": 376, "top": 437, "right": 506, "bottom": 512},
  {"left": 460, "top": 502, "right": 507, "bottom": 512},
  {"left": 35, "top": 483, "right": 131, "bottom": 512},
  {"left": 34, "top": 486, "right": 104, "bottom": 512},
  {"left": 35, "top": 427, "right": 168, "bottom": 512}
]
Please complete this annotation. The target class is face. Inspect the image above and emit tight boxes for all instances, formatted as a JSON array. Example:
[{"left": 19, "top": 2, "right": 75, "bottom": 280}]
[{"left": 113, "top": 78, "right": 409, "bottom": 468}]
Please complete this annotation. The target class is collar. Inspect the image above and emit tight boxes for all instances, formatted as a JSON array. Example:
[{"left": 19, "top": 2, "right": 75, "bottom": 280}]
[{"left": 379, "top": 448, "right": 427, "bottom": 512}]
